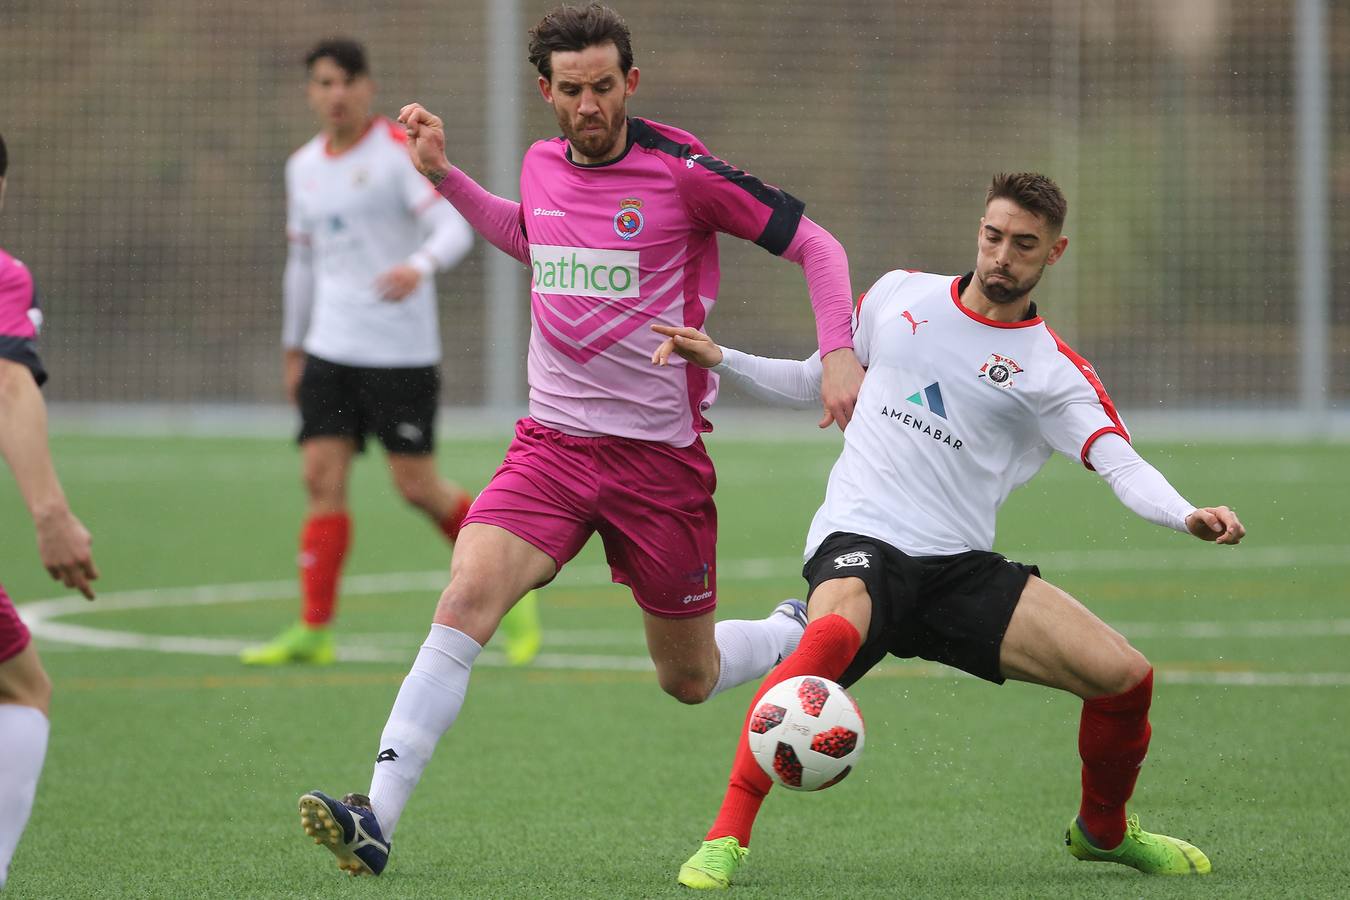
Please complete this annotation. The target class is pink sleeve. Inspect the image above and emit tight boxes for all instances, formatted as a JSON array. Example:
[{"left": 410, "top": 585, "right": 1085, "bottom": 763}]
[
  {"left": 781, "top": 217, "right": 855, "bottom": 357},
  {"left": 434, "top": 167, "right": 530, "bottom": 265}
]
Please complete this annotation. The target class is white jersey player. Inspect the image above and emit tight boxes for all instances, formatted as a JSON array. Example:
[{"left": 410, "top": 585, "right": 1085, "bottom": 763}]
[
  {"left": 281, "top": 113, "right": 467, "bottom": 368},
  {"left": 242, "top": 37, "right": 542, "bottom": 668},
  {"left": 655, "top": 173, "right": 1245, "bottom": 887},
  {"left": 721, "top": 265, "right": 1196, "bottom": 561}
]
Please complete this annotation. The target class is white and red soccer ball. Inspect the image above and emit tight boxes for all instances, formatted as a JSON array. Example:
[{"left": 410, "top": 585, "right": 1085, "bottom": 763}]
[{"left": 747, "top": 675, "right": 864, "bottom": 791}]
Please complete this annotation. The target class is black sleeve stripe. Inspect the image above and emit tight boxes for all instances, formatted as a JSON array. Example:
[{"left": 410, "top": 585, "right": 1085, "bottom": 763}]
[
  {"left": 0, "top": 335, "right": 47, "bottom": 386},
  {"left": 689, "top": 155, "right": 804, "bottom": 255},
  {"left": 630, "top": 118, "right": 805, "bottom": 256}
]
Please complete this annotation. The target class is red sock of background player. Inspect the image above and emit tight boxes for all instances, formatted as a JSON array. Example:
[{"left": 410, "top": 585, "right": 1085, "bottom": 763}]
[
  {"left": 706, "top": 613, "right": 862, "bottom": 846},
  {"left": 1077, "top": 668, "right": 1153, "bottom": 849},
  {"left": 437, "top": 494, "right": 473, "bottom": 543},
  {"left": 300, "top": 512, "right": 350, "bottom": 627}
]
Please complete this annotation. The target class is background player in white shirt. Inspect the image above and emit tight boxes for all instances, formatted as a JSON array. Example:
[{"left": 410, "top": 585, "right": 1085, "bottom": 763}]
[
  {"left": 655, "top": 173, "right": 1246, "bottom": 886},
  {"left": 0, "top": 131, "right": 99, "bottom": 888},
  {"left": 241, "top": 39, "right": 542, "bottom": 667}
]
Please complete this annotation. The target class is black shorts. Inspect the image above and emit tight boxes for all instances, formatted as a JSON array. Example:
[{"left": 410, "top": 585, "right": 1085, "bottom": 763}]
[
  {"left": 297, "top": 354, "right": 439, "bottom": 455},
  {"left": 803, "top": 532, "right": 1039, "bottom": 687}
]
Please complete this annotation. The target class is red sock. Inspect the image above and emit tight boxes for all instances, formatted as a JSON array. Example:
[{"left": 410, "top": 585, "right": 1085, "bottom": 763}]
[
  {"left": 1078, "top": 668, "right": 1153, "bottom": 848},
  {"left": 706, "top": 614, "right": 862, "bottom": 846},
  {"left": 438, "top": 494, "right": 474, "bottom": 543},
  {"left": 299, "top": 512, "right": 351, "bottom": 626}
]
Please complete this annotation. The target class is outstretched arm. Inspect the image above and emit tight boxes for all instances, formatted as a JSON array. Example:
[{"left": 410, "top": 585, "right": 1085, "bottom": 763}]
[
  {"left": 651, "top": 325, "right": 823, "bottom": 410},
  {"left": 399, "top": 103, "right": 529, "bottom": 265},
  {"left": 671, "top": 143, "right": 859, "bottom": 429},
  {"left": 0, "top": 359, "right": 98, "bottom": 598},
  {"left": 1088, "top": 433, "right": 1245, "bottom": 544},
  {"left": 781, "top": 219, "right": 862, "bottom": 430}
]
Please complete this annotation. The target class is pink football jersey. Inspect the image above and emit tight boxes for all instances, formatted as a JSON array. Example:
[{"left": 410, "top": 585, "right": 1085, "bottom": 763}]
[{"left": 517, "top": 118, "right": 815, "bottom": 446}]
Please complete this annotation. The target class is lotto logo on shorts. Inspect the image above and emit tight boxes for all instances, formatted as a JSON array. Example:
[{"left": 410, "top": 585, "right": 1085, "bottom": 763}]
[
  {"left": 530, "top": 245, "right": 639, "bottom": 299},
  {"left": 833, "top": 551, "right": 872, "bottom": 569}
]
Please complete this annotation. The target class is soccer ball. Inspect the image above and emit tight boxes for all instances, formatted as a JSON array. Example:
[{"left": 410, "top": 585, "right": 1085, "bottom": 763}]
[{"left": 747, "top": 675, "right": 864, "bottom": 791}]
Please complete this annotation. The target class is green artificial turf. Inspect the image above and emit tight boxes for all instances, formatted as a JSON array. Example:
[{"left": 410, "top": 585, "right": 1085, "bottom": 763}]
[{"left": 1, "top": 434, "right": 1346, "bottom": 898}]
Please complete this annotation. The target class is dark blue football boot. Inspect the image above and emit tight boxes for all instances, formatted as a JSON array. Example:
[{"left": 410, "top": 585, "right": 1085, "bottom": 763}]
[{"left": 298, "top": 790, "right": 390, "bottom": 876}]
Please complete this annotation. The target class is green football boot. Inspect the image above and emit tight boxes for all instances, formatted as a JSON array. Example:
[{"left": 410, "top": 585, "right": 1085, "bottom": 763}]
[
  {"left": 499, "top": 590, "right": 543, "bottom": 666},
  {"left": 240, "top": 622, "right": 335, "bottom": 666},
  {"left": 1066, "top": 814, "right": 1211, "bottom": 875},
  {"left": 678, "top": 837, "right": 748, "bottom": 890}
]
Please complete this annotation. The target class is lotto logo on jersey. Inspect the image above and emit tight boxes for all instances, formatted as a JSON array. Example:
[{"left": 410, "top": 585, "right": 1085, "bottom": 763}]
[{"left": 530, "top": 245, "right": 640, "bottom": 299}]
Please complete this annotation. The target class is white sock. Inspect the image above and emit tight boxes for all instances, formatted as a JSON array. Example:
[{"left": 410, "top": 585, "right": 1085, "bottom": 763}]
[
  {"left": 707, "top": 604, "right": 804, "bottom": 699},
  {"left": 0, "top": 704, "right": 50, "bottom": 890},
  {"left": 367, "top": 624, "right": 481, "bottom": 840}
]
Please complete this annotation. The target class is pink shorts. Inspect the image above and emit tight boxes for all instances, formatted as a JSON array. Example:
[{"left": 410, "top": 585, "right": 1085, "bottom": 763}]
[
  {"left": 464, "top": 418, "right": 718, "bottom": 618},
  {"left": 0, "top": 583, "right": 32, "bottom": 664}
]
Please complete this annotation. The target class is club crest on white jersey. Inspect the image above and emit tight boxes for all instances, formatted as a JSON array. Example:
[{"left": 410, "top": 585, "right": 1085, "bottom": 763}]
[{"left": 978, "top": 353, "right": 1024, "bottom": 390}]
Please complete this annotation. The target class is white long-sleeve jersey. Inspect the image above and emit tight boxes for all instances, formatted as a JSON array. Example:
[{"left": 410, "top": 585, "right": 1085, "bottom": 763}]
[
  {"left": 282, "top": 117, "right": 473, "bottom": 367},
  {"left": 715, "top": 269, "right": 1196, "bottom": 559}
]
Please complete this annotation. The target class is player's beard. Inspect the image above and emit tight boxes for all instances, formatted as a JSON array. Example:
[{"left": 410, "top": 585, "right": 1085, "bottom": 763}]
[
  {"left": 560, "top": 109, "right": 625, "bottom": 162},
  {"left": 981, "top": 264, "right": 1044, "bottom": 304}
]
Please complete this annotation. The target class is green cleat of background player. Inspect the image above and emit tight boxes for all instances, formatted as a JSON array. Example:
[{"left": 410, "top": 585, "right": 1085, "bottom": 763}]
[
  {"left": 499, "top": 590, "right": 542, "bottom": 666},
  {"left": 678, "top": 837, "right": 748, "bottom": 890},
  {"left": 240, "top": 622, "right": 335, "bottom": 666},
  {"left": 1066, "top": 814, "right": 1211, "bottom": 875}
]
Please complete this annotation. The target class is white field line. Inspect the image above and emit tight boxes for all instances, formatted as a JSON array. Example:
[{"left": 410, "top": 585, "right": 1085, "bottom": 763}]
[{"left": 16, "top": 548, "right": 1350, "bottom": 687}]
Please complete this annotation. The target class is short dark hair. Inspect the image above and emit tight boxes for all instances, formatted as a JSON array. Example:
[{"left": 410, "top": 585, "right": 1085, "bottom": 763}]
[
  {"left": 528, "top": 3, "right": 633, "bottom": 82},
  {"left": 305, "top": 38, "right": 369, "bottom": 78},
  {"left": 986, "top": 172, "right": 1067, "bottom": 233},
  {"left": 0, "top": 133, "right": 7, "bottom": 178}
]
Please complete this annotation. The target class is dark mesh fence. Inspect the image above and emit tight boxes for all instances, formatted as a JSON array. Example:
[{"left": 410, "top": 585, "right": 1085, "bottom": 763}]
[{"left": 0, "top": 1, "right": 1344, "bottom": 411}]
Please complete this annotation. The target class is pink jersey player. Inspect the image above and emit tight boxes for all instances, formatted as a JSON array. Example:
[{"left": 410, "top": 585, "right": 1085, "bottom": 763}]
[
  {"left": 431, "top": 143, "right": 857, "bottom": 608},
  {"left": 0, "top": 130, "right": 98, "bottom": 891},
  {"left": 295, "top": 6, "right": 864, "bottom": 879}
]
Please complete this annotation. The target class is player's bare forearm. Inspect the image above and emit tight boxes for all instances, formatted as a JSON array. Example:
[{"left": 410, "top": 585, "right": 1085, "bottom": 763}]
[
  {"left": 819, "top": 347, "right": 863, "bottom": 431},
  {"left": 1185, "top": 506, "right": 1246, "bottom": 545},
  {"left": 0, "top": 360, "right": 98, "bottom": 598},
  {"left": 398, "top": 103, "right": 451, "bottom": 184},
  {"left": 650, "top": 324, "right": 723, "bottom": 368}
]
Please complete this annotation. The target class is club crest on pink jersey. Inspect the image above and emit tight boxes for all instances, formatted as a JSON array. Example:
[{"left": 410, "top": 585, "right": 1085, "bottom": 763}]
[{"left": 613, "top": 197, "right": 645, "bottom": 240}]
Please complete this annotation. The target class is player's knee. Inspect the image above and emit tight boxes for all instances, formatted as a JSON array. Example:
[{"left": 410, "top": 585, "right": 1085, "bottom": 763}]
[
  {"left": 393, "top": 474, "right": 434, "bottom": 511},
  {"left": 661, "top": 678, "right": 712, "bottom": 705},
  {"left": 431, "top": 572, "right": 511, "bottom": 643},
  {"left": 302, "top": 464, "right": 341, "bottom": 504},
  {"left": 657, "top": 669, "right": 715, "bottom": 705},
  {"left": 0, "top": 663, "right": 52, "bottom": 714},
  {"left": 432, "top": 579, "right": 482, "bottom": 629},
  {"left": 1116, "top": 645, "right": 1152, "bottom": 693},
  {"left": 1098, "top": 644, "right": 1151, "bottom": 697}
]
